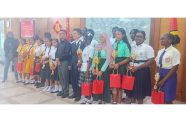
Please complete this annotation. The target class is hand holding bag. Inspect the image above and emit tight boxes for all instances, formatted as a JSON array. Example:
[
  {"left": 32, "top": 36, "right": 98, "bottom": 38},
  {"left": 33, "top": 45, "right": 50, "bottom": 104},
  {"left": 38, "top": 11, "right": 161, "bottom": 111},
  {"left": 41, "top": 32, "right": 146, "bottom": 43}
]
[{"left": 151, "top": 87, "right": 165, "bottom": 104}]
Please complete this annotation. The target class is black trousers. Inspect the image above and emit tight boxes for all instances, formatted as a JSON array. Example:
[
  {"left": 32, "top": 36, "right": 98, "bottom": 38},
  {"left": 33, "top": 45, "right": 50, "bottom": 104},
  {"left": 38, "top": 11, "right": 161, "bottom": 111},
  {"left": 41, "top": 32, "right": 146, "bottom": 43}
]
[{"left": 71, "top": 63, "right": 81, "bottom": 98}]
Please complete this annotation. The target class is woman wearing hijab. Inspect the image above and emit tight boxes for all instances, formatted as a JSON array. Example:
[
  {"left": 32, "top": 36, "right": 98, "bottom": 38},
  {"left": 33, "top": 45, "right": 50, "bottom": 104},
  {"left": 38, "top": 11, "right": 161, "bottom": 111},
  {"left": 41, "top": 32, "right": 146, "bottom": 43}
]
[{"left": 92, "top": 33, "right": 112, "bottom": 104}]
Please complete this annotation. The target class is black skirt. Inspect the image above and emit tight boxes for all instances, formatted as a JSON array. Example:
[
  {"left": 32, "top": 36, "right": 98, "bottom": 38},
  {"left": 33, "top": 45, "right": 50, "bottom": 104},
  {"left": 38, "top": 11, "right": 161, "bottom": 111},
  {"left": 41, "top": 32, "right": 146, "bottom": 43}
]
[
  {"left": 43, "top": 63, "right": 51, "bottom": 80},
  {"left": 111, "top": 57, "right": 127, "bottom": 75},
  {"left": 132, "top": 67, "right": 152, "bottom": 99}
]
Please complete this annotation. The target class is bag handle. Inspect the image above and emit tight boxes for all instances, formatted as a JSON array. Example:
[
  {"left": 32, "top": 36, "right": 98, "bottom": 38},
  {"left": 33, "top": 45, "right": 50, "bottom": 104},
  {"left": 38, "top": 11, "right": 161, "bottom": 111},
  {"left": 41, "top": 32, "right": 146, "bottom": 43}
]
[
  {"left": 126, "top": 69, "right": 133, "bottom": 76},
  {"left": 96, "top": 75, "right": 102, "bottom": 80},
  {"left": 153, "top": 82, "right": 163, "bottom": 92},
  {"left": 112, "top": 68, "right": 118, "bottom": 74}
]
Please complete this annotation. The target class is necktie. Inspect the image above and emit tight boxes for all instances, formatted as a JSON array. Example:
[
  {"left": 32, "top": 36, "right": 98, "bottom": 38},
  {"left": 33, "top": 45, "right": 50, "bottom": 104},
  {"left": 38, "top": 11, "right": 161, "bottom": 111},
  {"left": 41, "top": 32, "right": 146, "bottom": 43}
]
[{"left": 159, "top": 50, "right": 166, "bottom": 68}]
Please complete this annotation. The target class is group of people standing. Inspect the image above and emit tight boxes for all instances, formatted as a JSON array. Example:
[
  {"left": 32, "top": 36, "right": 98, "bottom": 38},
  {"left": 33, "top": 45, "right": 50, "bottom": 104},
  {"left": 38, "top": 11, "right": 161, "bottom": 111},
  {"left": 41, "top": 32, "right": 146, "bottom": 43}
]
[{"left": 2, "top": 26, "right": 181, "bottom": 104}]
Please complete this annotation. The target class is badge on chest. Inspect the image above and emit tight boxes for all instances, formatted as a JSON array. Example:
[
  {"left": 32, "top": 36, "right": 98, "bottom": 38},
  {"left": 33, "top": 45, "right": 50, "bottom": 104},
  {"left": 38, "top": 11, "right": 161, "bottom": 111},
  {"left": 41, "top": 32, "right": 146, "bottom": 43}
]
[{"left": 165, "top": 57, "right": 171, "bottom": 63}]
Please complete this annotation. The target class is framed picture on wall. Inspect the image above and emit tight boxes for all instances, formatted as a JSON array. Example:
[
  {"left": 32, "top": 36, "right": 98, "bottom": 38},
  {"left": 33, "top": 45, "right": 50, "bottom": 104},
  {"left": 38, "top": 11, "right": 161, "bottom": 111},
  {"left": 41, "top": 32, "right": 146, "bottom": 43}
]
[{"left": 20, "top": 20, "right": 35, "bottom": 38}]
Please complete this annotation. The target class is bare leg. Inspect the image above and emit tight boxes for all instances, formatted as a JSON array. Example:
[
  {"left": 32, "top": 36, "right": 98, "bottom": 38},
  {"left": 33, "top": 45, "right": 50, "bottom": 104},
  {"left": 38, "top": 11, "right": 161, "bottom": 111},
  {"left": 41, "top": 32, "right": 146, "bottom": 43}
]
[
  {"left": 112, "top": 88, "right": 117, "bottom": 103},
  {"left": 117, "top": 89, "right": 122, "bottom": 104}
]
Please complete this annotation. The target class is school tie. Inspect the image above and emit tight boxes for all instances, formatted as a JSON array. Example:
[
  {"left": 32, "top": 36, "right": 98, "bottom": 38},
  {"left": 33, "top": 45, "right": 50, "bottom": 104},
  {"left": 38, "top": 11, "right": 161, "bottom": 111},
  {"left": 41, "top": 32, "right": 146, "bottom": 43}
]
[{"left": 159, "top": 50, "right": 166, "bottom": 68}]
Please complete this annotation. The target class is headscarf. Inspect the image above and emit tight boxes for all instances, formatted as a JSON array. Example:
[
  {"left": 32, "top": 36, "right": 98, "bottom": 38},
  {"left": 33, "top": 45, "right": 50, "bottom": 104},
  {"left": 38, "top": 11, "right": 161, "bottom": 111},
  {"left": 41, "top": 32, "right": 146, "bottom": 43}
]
[{"left": 96, "top": 32, "right": 112, "bottom": 63}]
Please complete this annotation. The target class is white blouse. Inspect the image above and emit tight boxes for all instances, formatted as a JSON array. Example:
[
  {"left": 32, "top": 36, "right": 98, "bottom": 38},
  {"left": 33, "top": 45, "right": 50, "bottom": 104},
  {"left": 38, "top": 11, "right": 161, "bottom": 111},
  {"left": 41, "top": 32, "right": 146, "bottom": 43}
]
[
  {"left": 49, "top": 46, "right": 57, "bottom": 60},
  {"left": 44, "top": 46, "right": 51, "bottom": 58},
  {"left": 155, "top": 45, "right": 180, "bottom": 69},
  {"left": 81, "top": 45, "right": 94, "bottom": 72},
  {"left": 130, "top": 43, "right": 155, "bottom": 66},
  {"left": 35, "top": 45, "right": 42, "bottom": 57}
]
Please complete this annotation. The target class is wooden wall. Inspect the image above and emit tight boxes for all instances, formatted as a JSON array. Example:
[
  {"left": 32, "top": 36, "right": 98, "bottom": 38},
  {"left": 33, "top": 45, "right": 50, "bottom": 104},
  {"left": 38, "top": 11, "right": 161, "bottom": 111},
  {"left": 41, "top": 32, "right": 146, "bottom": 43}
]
[
  {"left": 4, "top": 18, "right": 84, "bottom": 39},
  {"left": 151, "top": 18, "right": 186, "bottom": 102}
]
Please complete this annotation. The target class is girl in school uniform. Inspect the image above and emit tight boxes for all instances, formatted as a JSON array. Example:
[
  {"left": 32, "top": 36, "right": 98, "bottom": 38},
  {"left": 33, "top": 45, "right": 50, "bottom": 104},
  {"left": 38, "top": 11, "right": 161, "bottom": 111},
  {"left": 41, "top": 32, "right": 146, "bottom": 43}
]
[
  {"left": 92, "top": 32, "right": 112, "bottom": 104},
  {"left": 16, "top": 38, "right": 26, "bottom": 83},
  {"left": 78, "top": 29, "right": 95, "bottom": 104},
  {"left": 155, "top": 33, "right": 180, "bottom": 104},
  {"left": 129, "top": 30, "right": 154, "bottom": 104},
  {"left": 111, "top": 28, "right": 131, "bottom": 104},
  {"left": 23, "top": 38, "right": 36, "bottom": 85},
  {"left": 48, "top": 39, "right": 59, "bottom": 92},
  {"left": 33, "top": 36, "right": 43, "bottom": 86},
  {"left": 42, "top": 36, "right": 52, "bottom": 91},
  {"left": 35, "top": 34, "right": 48, "bottom": 88}
]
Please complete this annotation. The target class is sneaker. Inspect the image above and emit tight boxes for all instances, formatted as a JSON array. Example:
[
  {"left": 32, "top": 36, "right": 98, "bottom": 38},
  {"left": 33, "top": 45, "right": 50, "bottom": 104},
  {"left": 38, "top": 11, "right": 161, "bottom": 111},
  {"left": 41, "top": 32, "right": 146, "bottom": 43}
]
[
  {"left": 51, "top": 85, "right": 59, "bottom": 93},
  {"left": 29, "top": 80, "right": 34, "bottom": 84},
  {"left": 43, "top": 86, "right": 49, "bottom": 91},
  {"left": 92, "top": 100, "right": 102, "bottom": 104},
  {"left": 24, "top": 80, "right": 29, "bottom": 85},
  {"left": 92, "top": 101, "right": 99, "bottom": 104},
  {"left": 79, "top": 98, "right": 87, "bottom": 104},
  {"left": 47, "top": 86, "right": 52, "bottom": 92},
  {"left": 86, "top": 99, "right": 92, "bottom": 104},
  {"left": 22, "top": 79, "right": 25, "bottom": 83}
]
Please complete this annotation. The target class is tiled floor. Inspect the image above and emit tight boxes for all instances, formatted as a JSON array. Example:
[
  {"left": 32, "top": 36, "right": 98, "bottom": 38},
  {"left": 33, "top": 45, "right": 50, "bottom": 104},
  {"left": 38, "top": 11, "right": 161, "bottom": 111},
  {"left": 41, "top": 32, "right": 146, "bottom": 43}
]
[{"left": 0, "top": 64, "right": 185, "bottom": 104}]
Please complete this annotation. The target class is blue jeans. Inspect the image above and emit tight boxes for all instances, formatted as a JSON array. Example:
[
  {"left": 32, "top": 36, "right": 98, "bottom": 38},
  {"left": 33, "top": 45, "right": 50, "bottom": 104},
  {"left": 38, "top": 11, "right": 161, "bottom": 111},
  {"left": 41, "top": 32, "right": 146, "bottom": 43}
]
[{"left": 3, "top": 57, "right": 18, "bottom": 81}]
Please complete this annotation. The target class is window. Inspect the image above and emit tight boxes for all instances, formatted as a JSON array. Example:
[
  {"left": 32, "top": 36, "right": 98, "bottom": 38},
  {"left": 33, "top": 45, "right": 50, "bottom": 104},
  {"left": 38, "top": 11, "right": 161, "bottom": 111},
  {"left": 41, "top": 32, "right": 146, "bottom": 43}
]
[
  {"left": 86, "top": 18, "right": 151, "bottom": 44},
  {"left": 0, "top": 20, "right": 5, "bottom": 62}
]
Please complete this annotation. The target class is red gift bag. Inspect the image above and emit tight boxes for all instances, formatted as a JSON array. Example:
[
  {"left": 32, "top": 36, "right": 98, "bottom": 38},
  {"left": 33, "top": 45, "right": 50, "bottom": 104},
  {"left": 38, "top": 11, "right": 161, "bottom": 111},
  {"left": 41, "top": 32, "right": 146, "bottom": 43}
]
[
  {"left": 35, "top": 63, "right": 41, "bottom": 73},
  {"left": 81, "top": 82, "right": 92, "bottom": 96},
  {"left": 92, "top": 76, "right": 104, "bottom": 94},
  {"left": 122, "top": 71, "right": 135, "bottom": 90},
  {"left": 110, "top": 69, "right": 121, "bottom": 88},
  {"left": 16, "top": 62, "right": 23, "bottom": 73},
  {"left": 151, "top": 89, "right": 165, "bottom": 104},
  {"left": 30, "top": 67, "right": 34, "bottom": 76}
]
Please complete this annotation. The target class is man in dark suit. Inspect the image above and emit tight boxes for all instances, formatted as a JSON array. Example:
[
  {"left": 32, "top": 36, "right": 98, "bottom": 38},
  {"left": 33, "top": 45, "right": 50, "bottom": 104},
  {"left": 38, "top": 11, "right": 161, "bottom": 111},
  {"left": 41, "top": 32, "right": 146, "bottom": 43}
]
[
  {"left": 56, "top": 30, "right": 71, "bottom": 98},
  {"left": 69, "top": 28, "right": 85, "bottom": 101}
]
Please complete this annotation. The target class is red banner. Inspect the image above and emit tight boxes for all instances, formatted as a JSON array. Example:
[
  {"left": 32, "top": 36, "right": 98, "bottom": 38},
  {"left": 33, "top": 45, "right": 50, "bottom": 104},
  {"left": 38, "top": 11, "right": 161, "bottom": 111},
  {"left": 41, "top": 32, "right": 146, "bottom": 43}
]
[{"left": 21, "top": 20, "right": 35, "bottom": 38}]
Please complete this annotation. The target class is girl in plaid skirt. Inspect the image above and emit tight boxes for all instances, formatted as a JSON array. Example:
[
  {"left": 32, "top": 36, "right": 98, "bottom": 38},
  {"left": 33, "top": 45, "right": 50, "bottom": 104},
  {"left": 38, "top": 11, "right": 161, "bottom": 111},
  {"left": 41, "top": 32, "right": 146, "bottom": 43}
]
[{"left": 78, "top": 29, "right": 95, "bottom": 104}]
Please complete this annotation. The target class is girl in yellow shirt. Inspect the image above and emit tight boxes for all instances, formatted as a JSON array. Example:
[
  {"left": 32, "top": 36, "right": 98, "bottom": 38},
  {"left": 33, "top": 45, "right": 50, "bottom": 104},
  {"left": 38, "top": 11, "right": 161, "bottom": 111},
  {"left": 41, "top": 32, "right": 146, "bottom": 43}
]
[
  {"left": 16, "top": 38, "right": 26, "bottom": 83},
  {"left": 24, "top": 37, "right": 36, "bottom": 85}
]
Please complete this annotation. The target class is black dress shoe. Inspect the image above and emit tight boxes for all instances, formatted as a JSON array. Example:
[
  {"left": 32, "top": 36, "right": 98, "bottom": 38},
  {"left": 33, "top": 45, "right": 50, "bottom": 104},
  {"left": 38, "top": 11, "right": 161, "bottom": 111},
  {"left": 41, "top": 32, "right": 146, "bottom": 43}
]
[
  {"left": 34, "top": 82, "right": 40, "bottom": 86},
  {"left": 74, "top": 97, "right": 81, "bottom": 101},
  {"left": 62, "top": 94, "right": 69, "bottom": 98},
  {"left": 16, "top": 80, "right": 22, "bottom": 83},
  {"left": 68, "top": 95, "right": 76, "bottom": 99},
  {"left": 57, "top": 91, "right": 64, "bottom": 96},
  {"left": 51, "top": 90, "right": 58, "bottom": 93},
  {"left": 36, "top": 83, "right": 44, "bottom": 88},
  {"left": 1, "top": 80, "right": 5, "bottom": 83}
]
